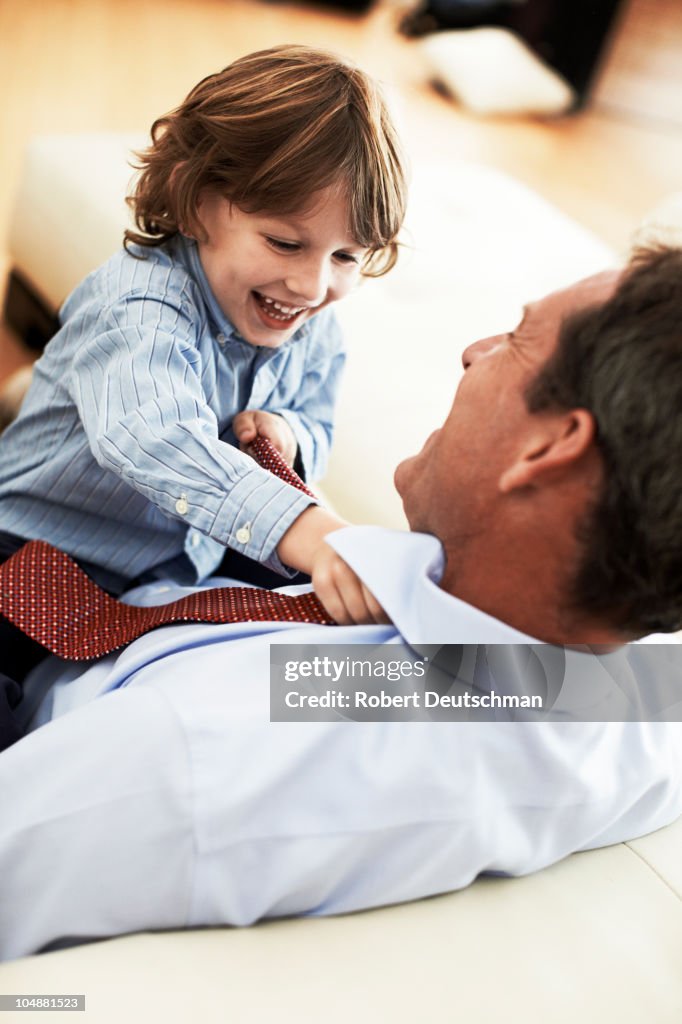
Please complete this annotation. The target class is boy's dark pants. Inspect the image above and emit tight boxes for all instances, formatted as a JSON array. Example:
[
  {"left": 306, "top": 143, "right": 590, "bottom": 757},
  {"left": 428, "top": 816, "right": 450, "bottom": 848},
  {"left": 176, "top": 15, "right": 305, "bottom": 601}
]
[
  {"left": 0, "top": 618, "right": 47, "bottom": 752},
  {"left": 0, "top": 534, "right": 51, "bottom": 752}
]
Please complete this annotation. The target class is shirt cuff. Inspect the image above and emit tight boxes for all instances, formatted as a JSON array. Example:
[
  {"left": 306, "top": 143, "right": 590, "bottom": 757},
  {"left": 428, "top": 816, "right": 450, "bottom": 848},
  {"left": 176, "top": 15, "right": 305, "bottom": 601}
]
[{"left": 210, "top": 466, "right": 316, "bottom": 576}]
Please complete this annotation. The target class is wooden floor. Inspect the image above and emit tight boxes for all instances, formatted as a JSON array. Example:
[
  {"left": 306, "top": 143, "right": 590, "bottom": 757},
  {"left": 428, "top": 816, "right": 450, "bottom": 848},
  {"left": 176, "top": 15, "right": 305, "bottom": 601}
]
[
  {"left": 594, "top": 0, "right": 682, "bottom": 130},
  {"left": 1, "top": 0, "right": 681, "bottom": 381}
]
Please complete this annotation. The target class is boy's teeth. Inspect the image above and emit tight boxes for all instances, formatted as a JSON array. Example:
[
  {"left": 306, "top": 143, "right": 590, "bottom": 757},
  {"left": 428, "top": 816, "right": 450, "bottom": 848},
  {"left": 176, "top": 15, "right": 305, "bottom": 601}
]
[{"left": 260, "top": 295, "right": 305, "bottom": 316}]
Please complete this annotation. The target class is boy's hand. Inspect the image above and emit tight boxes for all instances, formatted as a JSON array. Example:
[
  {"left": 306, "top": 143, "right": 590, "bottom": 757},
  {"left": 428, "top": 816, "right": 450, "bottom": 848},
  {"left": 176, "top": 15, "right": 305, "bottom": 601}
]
[
  {"left": 311, "top": 541, "right": 390, "bottom": 626},
  {"left": 277, "top": 506, "right": 390, "bottom": 626},
  {"left": 233, "top": 410, "right": 298, "bottom": 466}
]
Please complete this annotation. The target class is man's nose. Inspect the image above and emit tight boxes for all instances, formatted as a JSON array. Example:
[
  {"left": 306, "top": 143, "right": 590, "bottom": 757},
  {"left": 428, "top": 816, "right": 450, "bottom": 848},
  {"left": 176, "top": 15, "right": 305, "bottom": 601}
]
[
  {"left": 461, "top": 334, "right": 501, "bottom": 369},
  {"left": 285, "top": 258, "right": 329, "bottom": 306}
]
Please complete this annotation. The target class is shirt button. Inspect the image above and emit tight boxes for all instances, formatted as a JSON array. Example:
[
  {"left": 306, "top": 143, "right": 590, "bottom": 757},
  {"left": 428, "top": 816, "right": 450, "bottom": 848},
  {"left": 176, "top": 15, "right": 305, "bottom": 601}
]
[
  {"left": 217, "top": 333, "right": 226, "bottom": 346},
  {"left": 175, "top": 494, "right": 189, "bottom": 515},
  {"left": 190, "top": 532, "right": 201, "bottom": 548},
  {"left": 235, "top": 525, "right": 251, "bottom": 544}
]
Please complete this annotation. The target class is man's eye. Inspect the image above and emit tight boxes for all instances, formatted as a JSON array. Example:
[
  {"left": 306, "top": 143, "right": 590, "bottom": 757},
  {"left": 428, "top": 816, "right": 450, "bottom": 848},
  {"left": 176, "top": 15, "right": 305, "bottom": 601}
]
[{"left": 266, "top": 237, "right": 300, "bottom": 252}]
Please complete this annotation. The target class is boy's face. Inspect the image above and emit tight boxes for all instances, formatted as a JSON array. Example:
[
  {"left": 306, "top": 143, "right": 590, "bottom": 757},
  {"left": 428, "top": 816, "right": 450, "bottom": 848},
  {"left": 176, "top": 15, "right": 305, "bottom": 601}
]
[{"left": 194, "top": 184, "right": 367, "bottom": 348}]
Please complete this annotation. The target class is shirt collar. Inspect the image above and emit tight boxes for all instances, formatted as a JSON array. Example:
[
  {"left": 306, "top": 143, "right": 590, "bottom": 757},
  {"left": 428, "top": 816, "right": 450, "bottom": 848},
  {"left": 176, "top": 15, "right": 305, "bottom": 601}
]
[
  {"left": 326, "top": 527, "right": 659, "bottom": 717},
  {"left": 326, "top": 526, "right": 540, "bottom": 646}
]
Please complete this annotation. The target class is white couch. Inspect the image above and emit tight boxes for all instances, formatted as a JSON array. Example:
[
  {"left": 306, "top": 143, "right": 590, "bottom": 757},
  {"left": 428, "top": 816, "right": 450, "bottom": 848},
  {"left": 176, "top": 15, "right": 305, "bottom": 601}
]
[
  {"left": 2, "top": 816, "right": 681, "bottom": 1023},
  {"left": 2, "top": 134, "right": 680, "bottom": 1021}
]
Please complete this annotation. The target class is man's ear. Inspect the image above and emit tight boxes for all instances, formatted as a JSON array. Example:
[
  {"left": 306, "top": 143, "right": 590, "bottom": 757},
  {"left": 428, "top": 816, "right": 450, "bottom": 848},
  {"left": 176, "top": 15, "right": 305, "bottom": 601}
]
[{"left": 499, "top": 409, "right": 596, "bottom": 493}]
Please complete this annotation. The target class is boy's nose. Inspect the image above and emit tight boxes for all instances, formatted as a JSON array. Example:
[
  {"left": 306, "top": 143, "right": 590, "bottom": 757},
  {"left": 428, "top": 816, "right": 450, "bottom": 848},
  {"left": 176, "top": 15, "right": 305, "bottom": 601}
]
[{"left": 285, "top": 259, "right": 329, "bottom": 306}]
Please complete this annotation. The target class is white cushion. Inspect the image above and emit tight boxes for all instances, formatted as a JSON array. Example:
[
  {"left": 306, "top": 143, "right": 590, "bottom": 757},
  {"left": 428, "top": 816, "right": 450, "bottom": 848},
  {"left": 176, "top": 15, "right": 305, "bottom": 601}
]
[
  {"left": 9, "top": 133, "right": 145, "bottom": 309},
  {"left": 419, "top": 27, "right": 576, "bottom": 116},
  {"left": 330, "top": 160, "right": 613, "bottom": 526}
]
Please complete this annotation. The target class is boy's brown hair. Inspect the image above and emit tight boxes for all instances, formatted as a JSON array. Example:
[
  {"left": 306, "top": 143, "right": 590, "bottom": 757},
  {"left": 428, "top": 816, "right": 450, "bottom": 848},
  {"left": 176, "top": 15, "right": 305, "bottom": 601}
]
[{"left": 125, "top": 45, "right": 407, "bottom": 276}]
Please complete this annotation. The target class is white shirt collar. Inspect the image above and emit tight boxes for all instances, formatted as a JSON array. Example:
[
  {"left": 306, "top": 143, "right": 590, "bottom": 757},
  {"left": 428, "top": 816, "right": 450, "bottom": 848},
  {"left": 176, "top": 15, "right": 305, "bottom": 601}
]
[
  {"left": 326, "top": 526, "right": 541, "bottom": 646},
  {"left": 326, "top": 527, "right": 682, "bottom": 719}
]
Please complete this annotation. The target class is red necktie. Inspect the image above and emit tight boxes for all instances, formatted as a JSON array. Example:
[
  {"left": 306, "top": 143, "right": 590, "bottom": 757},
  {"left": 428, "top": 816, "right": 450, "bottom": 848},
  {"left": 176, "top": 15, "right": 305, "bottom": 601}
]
[{"left": 0, "top": 437, "right": 334, "bottom": 661}]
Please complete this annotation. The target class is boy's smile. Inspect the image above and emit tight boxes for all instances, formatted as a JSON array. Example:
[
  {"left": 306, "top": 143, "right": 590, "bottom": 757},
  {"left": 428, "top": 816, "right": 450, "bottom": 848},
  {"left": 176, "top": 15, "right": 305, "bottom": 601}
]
[
  {"left": 195, "top": 184, "right": 366, "bottom": 348},
  {"left": 251, "top": 292, "right": 310, "bottom": 331}
]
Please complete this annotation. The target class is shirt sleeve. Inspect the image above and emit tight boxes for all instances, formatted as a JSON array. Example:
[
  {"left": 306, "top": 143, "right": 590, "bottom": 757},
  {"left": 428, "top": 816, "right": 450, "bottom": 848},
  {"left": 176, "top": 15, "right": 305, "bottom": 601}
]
[
  {"left": 67, "top": 288, "right": 314, "bottom": 569},
  {"left": 0, "top": 684, "right": 195, "bottom": 961},
  {"left": 270, "top": 309, "right": 346, "bottom": 482}
]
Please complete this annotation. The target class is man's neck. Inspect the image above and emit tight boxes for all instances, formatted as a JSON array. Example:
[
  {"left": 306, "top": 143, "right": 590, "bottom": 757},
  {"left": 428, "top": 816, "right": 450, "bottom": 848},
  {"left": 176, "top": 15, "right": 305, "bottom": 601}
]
[{"left": 439, "top": 538, "right": 622, "bottom": 647}]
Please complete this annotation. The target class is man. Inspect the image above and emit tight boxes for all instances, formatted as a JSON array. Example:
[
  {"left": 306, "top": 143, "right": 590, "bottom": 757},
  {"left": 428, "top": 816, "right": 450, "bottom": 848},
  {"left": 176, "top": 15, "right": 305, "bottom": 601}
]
[{"left": 1, "top": 246, "right": 681, "bottom": 960}]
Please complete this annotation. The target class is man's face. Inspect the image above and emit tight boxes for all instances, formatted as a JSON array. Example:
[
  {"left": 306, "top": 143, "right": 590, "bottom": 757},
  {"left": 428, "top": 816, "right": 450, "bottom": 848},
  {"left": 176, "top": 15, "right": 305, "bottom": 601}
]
[
  {"left": 195, "top": 184, "right": 367, "bottom": 348},
  {"left": 395, "top": 271, "right": 620, "bottom": 542}
]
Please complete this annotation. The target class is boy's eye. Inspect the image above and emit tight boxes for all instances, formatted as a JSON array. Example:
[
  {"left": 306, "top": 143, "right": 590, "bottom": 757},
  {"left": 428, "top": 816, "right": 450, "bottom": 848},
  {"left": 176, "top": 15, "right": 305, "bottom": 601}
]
[
  {"left": 266, "top": 237, "right": 300, "bottom": 253},
  {"left": 334, "top": 251, "right": 360, "bottom": 265}
]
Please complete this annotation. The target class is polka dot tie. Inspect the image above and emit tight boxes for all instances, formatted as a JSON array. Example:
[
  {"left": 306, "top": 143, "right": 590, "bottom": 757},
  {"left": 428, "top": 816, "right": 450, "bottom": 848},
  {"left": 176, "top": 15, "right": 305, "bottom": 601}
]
[{"left": 0, "top": 437, "right": 334, "bottom": 661}]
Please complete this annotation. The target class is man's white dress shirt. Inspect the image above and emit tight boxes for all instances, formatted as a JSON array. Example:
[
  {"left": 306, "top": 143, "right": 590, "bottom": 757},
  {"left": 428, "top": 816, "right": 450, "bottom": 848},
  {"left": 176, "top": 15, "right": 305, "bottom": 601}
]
[{"left": 1, "top": 528, "right": 680, "bottom": 960}]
